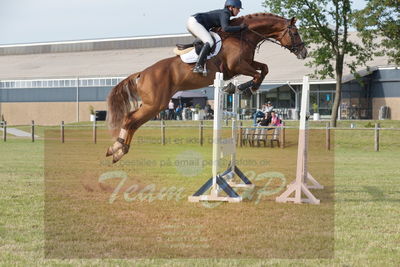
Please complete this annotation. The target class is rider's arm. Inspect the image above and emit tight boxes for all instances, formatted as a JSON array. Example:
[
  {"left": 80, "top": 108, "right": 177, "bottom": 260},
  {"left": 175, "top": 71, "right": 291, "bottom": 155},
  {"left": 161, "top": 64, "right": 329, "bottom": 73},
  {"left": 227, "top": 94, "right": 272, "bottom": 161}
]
[{"left": 219, "top": 11, "right": 242, "bottom": 32}]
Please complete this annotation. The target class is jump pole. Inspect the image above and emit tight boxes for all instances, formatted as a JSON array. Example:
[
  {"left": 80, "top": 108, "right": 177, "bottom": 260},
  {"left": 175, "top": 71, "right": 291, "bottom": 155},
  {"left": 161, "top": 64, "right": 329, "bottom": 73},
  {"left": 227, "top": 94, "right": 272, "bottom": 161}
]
[
  {"left": 226, "top": 83, "right": 255, "bottom": 189},
  {"left": 276, "top": 76, "right": 323, "bottom": 204},
  {"left": 188, "top": 72, "right": 253, "bottom": 203}
]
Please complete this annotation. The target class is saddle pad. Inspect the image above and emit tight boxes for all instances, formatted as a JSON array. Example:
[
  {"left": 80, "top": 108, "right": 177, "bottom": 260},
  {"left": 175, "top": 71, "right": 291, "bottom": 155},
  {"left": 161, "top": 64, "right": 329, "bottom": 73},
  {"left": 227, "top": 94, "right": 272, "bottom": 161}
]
[{"left": 179, "top": 32, "right": 222, "bottom": 64}]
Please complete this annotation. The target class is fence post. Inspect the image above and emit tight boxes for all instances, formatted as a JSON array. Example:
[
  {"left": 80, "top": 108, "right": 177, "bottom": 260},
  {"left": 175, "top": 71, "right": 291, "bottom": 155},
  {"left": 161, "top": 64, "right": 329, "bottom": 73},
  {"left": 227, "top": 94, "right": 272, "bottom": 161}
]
[
  {"left": 280, "top": 122, "right": 285, "bottom": 149},
  {"left": 374, "top": 123, "right": 380, "bottom": 152},
  {"left": 61, "top": 121, "right": 65, "bottom": 143},
  {"left": 239, "top": 121, "right": 243, "bottom": 147},
  {"left": 199, "top": 120, "right": 204, "bottom": 146},
  {"left": 93, "top": 118, "right": 97, "bottom": 144},
  {"left": 326, "top": 122, "right": 331, "bottom": 151},
  {"left": 2, "top": 121, "right": 6, "bottom": 142},
  {"left": 161, "top": 120, "right": 166, "bottom": 145},
  {"left": 31, "top": 120, "right": 35, "bottom": 142}
]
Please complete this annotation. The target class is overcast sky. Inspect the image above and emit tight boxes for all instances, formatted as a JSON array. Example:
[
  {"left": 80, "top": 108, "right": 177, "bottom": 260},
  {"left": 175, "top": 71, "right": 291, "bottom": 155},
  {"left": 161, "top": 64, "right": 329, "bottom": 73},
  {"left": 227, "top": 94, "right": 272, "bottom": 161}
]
[{"left": 0, "top": 0, "right": 366, "bottom": 45}]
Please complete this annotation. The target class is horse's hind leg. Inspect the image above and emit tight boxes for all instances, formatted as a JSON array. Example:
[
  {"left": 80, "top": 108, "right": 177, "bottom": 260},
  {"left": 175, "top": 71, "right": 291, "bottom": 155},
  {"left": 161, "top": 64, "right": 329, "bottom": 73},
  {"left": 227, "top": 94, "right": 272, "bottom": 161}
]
[
  {"left": 105, "top": 111, "right": 137, "bottom": 159},
  {"left": 107, "top": 105, "right": 159, "bottom": 163}
]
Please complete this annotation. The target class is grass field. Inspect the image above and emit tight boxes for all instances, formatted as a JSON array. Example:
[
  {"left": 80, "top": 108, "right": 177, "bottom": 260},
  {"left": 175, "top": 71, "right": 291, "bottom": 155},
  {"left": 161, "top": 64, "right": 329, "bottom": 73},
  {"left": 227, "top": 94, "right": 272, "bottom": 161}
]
[{"left": 0, "top": 120, "right": 399, "bottom": 266}]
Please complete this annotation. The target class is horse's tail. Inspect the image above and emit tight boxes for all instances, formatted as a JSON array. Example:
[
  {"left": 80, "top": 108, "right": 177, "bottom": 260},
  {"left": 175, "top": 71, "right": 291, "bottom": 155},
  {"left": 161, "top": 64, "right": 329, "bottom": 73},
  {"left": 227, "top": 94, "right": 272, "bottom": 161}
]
[{"left": 107, "top": 72, "right": 140, "bottom": 137}]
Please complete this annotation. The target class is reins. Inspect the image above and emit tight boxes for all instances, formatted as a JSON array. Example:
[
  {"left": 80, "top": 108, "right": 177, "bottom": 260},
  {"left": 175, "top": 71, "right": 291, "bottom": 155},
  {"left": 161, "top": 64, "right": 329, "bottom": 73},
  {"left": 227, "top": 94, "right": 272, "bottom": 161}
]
[{"left": 246, "top": 26, "right": 304, "bottom": 54}]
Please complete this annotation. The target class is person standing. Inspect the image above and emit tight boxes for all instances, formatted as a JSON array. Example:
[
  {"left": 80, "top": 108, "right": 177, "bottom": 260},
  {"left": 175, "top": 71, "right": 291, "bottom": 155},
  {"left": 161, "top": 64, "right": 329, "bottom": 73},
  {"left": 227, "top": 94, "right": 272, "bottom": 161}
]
[{"left": 168, "top": 100, "right": 175, "bottom": 120}]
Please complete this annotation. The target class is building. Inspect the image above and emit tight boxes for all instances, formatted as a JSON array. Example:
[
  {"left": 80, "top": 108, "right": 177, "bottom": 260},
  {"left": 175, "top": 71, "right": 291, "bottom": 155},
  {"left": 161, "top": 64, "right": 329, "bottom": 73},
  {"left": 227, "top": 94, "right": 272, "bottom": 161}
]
[{"left": 0, "top": 33, "right": 398, "bottom": 125}]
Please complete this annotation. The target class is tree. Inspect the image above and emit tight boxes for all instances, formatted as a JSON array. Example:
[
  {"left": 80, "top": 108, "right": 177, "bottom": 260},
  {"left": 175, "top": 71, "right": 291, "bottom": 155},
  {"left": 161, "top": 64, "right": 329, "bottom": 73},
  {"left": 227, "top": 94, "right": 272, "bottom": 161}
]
[
  {"left": 354, "top": 0, "right": 400, "bottom": 65},
  {"left": 263, "top": 0, "right": 372, "bottom": 126}
]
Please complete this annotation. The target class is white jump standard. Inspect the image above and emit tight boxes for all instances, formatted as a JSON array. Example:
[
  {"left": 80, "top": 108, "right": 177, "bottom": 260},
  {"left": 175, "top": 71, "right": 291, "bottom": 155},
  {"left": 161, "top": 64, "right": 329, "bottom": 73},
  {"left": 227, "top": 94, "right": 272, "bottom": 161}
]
[
  {"left": 276, "top": 76, "right": 323, "bottom": 204},
  {"left": 188, "top": 72, "right": 253, "bottom": 203}
]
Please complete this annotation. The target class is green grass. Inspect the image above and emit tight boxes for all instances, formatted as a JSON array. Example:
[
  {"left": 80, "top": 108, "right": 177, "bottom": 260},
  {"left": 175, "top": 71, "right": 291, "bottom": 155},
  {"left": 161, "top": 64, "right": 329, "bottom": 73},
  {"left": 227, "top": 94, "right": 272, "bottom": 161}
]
[{"left": 0, "top": 121, "right": 400, "bottom": 266}]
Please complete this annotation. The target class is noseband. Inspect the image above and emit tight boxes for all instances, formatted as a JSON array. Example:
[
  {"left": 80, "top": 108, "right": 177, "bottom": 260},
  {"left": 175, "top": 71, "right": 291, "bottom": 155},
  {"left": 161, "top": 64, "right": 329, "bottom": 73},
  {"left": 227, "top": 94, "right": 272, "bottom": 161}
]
[{"left": 247, "top": 25, "right": 304, "bottom": 54}]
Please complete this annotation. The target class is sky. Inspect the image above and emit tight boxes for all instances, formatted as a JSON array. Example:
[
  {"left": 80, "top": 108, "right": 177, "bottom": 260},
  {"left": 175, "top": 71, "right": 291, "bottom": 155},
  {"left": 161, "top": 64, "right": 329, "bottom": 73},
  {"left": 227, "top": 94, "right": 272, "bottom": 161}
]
[{"left": 0, "top": 0, "right": 367, "bottom": 45}]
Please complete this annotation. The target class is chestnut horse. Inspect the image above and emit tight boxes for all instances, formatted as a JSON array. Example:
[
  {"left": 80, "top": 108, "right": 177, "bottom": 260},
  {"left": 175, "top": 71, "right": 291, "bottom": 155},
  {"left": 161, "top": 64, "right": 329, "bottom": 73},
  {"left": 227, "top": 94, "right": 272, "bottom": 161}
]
[{"left": 106, "top": 13, "right": 307, "bottom": 163}]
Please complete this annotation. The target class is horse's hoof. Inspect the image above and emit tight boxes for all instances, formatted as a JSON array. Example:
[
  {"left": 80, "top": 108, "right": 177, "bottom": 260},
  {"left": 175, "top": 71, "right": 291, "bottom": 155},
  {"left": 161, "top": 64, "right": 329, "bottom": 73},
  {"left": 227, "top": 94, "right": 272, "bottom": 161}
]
[
  {"left": 106, "top": 141, "right": 123, "bottom": 158},
  {"left": 112, "top": 149, "right": 125, "bottom": 164},
  {"left": 106, "top": 146, "right": 113, "bottom": 157},
  {"left": 223, "top": 82, "right": 236, "bottom": 94}
]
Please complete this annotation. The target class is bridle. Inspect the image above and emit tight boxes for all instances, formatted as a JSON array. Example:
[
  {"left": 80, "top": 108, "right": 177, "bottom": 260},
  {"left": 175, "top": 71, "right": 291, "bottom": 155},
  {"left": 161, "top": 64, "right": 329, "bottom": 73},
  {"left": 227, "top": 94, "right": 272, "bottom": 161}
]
[{"left": 246, "top": 25, "right": 304, "bottom": 55}]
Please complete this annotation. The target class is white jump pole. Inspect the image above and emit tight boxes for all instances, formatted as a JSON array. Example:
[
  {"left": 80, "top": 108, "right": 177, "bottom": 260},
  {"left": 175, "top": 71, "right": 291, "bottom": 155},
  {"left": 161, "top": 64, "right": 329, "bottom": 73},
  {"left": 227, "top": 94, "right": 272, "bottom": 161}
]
[
  {"left": 188, "top": 73, "right": 253, "bottom": 203},
  {"left": 276, "top": 76, "right": 323, "bottom": 204},
  {"left": 211, "top": 72, "right": 224, "bottom": 197}
]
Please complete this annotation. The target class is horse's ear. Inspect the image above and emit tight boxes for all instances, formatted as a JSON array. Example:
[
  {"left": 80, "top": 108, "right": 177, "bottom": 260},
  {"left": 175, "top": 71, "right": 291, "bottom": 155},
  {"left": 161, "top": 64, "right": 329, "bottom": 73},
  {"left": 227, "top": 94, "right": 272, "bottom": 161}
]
[{"left": 290, "top": 17, "right": 297, "bottom": 25}]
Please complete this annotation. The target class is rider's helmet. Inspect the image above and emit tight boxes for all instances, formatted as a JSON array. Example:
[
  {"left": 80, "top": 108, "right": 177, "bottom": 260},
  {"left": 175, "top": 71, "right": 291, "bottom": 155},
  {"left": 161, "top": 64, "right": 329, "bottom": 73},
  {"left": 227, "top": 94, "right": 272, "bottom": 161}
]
[{"left": 224, "top": 0, "right": 243, "bottom": 9}]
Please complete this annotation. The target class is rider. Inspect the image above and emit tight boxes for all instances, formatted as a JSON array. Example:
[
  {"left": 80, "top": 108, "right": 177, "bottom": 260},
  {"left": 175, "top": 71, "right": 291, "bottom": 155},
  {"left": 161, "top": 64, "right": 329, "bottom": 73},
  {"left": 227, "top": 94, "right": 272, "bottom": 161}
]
[{"left": 186, "top": 0, "right": 247, "bottom": 74}]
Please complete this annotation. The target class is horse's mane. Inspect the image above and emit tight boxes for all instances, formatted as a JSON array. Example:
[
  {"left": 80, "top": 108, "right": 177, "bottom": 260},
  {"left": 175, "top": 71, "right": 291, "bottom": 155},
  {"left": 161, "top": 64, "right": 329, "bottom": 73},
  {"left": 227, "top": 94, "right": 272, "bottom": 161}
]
[
  {"left": 214, "top": 13, "right": 287, "bottom": 39},
  {"left": 231, "top": 12, "right": 287, "bottom": 24}
]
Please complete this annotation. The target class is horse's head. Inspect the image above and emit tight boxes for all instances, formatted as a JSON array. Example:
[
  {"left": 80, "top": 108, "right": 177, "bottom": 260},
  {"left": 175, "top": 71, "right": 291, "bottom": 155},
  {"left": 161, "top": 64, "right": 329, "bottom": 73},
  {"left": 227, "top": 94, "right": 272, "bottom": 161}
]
[
  {"left": 239, "top": 14, "right": 307, "bottom": 59},
  {"left": 278, "top": 18, "right": 307, "bottom": 59}
]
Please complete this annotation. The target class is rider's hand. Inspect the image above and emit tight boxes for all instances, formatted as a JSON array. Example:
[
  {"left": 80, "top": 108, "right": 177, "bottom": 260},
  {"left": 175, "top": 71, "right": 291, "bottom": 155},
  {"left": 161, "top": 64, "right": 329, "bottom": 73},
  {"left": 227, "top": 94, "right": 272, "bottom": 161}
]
[{"left": 240, "top": 23, "right": 248, "bottom": 31}]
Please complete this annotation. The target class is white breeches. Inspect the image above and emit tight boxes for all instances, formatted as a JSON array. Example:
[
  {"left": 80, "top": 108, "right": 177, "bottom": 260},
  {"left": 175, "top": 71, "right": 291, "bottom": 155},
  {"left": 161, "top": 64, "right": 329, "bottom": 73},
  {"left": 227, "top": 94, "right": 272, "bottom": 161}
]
[{"left": 186, "top": 16, "right": 215, "bottom": 47}]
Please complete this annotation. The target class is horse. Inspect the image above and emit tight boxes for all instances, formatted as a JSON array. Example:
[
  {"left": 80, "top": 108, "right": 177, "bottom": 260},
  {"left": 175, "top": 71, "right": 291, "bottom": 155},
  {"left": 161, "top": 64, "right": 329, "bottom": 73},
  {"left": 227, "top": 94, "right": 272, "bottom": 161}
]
[{"left": 106, "top": 13, "right": 307, "bottom": 163}]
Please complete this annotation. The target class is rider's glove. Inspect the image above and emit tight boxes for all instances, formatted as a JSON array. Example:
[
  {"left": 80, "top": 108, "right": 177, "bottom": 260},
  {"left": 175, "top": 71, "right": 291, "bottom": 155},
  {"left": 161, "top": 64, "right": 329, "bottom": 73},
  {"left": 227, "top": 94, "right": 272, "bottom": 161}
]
[{"left": 240, "top": 23, "right": 248, "bottom": 31}]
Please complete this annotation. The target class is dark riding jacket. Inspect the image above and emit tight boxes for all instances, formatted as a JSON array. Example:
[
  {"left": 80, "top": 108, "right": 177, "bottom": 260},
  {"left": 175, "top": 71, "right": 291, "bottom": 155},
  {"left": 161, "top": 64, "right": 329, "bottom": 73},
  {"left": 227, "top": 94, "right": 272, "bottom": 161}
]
[{"left": 194, "top": 8, "right": 242, "bottom": 32}]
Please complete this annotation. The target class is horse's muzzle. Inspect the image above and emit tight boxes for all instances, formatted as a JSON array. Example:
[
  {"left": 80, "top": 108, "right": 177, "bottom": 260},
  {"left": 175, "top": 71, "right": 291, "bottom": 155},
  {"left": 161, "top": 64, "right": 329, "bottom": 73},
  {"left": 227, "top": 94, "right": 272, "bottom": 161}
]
[{"left": 297, "top": 46, "right": 308, "bottom": 59}]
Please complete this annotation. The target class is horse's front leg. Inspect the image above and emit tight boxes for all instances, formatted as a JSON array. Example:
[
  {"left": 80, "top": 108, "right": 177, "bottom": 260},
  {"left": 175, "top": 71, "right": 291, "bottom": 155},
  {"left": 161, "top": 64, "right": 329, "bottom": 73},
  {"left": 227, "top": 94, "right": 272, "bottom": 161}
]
[
  {"left": 237, "top": 61, "right": 269, "bottom": 93},
  {"left": 251, "top": 61, "right": 269, "bottom": 89},
  {"left": 224, "top": 61, "right": 268, "bottom": 96}
]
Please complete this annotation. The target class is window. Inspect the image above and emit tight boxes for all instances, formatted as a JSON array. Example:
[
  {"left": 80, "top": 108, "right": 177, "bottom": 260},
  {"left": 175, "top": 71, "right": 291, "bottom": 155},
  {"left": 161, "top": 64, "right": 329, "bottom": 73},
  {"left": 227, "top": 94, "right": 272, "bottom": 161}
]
[{"left": 319, "top": 92, "right": 334, "bottom": 109}]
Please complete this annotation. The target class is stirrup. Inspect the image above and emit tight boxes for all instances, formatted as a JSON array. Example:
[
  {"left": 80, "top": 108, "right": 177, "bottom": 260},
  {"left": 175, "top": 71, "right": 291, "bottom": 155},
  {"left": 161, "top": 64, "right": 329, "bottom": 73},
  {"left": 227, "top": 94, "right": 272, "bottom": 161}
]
[{"left": 193, "top": 64, "right": 204, "bottom": 74}]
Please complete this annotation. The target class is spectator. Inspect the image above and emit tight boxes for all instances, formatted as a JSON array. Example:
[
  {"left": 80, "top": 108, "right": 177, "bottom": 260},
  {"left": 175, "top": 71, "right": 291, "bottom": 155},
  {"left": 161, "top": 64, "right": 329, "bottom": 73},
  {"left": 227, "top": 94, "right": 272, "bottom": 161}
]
[
  {"left": 265, "top": 101, "right": 274, "bottom": 113},
  {"left": 253, "top": 104, "right": 267, "bottom": 126},
  {"left": 267, "top": 111, "right": 282, "bottom": 130},
  {"left": 257, "top": 112, "right": 272, "bottom": 126},
  {"left": 187, "top": 105, "right": 193, "bottom": 120},
  {"left": 175, "top": 105, "right": 183, "bottom": 120},
  {"left": 182, "top": 104, "right": 188, "bottom": 120},
  {"left": 205, "top": 104, "right": 214, "bottom": 119},
  {"left": 168, "top": 100, "right": 175, "bottom": 120}
]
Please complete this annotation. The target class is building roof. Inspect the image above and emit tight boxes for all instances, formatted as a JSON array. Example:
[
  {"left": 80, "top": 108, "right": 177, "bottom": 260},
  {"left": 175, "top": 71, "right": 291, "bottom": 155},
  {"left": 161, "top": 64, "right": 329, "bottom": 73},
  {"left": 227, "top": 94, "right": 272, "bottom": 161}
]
[{"left": 0, "top": 32, "right": 392, "bottom": 84}]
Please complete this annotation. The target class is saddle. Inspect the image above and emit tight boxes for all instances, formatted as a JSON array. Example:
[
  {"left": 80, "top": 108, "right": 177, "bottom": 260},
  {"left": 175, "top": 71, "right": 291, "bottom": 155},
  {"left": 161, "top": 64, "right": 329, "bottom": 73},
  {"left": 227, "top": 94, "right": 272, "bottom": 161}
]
[
  {"left": 174, "top": 32, "right": 222, "bottom": 63},
  {"left": 176, "top": 35, "right": 217, "bottom": 55}
]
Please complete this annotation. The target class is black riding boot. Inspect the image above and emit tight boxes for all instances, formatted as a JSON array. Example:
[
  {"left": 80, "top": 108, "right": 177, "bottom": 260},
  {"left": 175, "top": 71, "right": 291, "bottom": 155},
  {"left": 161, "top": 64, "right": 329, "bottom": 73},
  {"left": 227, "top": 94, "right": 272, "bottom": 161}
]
[{"left": 193, "top": 43, "right": 211, "bottom": 74}]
